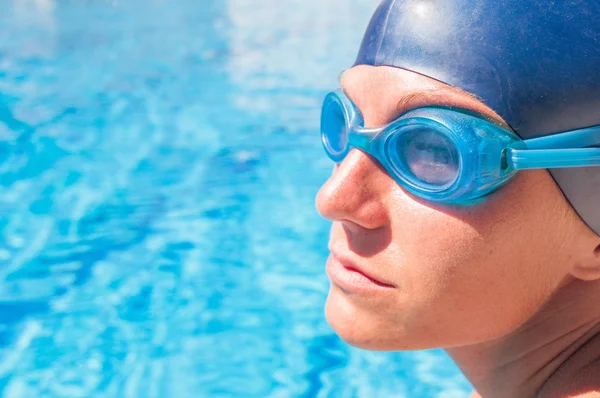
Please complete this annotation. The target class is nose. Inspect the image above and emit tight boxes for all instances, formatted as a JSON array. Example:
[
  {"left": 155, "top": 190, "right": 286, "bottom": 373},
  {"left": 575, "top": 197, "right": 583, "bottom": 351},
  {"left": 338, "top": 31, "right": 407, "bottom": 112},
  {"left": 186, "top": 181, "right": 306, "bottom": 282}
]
[{"left": 315, "top": 148, "right": 392, "bottom": 230}]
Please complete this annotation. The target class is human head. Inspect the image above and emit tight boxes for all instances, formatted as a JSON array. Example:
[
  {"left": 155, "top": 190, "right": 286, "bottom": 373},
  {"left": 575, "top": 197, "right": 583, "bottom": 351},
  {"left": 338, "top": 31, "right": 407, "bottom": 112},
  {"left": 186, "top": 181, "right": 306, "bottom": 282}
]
[{"left": 316, "top": 0, "right": 600, "bottom": 351}]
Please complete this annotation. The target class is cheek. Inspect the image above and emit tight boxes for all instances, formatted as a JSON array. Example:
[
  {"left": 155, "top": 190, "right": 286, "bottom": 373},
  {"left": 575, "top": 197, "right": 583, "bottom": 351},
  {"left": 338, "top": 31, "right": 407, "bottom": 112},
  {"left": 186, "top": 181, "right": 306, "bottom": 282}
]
[
  {"left": 392, "top": 208, "right": 491, "bottom": 332},
  {"left": 390, "top": 181, "right": 565, "bottom": 346}
]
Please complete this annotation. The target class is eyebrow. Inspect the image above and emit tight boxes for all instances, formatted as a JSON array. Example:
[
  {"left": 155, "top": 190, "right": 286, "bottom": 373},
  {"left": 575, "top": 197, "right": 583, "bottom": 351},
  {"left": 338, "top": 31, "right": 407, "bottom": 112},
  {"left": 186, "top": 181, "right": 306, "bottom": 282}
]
[
  {"left": 395, "top": 90, "right": 436, "bottom": 113},
  {"left": 396, "top": 87, "right": 481, "bottom": 110},
  {"left": 395, "top": 88, "right": 510, "bottom": 129}
]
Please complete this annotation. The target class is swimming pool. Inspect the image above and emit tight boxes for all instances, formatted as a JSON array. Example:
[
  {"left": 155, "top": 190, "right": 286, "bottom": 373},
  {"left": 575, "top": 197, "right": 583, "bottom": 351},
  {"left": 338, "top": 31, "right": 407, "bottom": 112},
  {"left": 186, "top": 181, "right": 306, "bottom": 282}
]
[{"left": 0, "top": 0, "right": 472, "bottom": 396}]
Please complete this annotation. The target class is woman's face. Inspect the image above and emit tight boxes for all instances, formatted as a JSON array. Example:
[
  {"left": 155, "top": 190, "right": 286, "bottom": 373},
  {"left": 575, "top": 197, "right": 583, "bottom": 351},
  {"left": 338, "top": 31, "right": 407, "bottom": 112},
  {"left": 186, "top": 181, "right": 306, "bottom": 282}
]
[{"left": 315, "top": 65, "right": 584, "bottom": 351}]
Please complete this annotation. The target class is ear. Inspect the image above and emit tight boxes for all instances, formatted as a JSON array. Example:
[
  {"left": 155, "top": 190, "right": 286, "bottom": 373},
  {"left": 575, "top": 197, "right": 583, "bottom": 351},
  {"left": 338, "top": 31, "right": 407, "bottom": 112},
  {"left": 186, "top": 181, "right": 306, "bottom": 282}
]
[{"left": 570, "top": 243, "right": 600, "bottom": 281}]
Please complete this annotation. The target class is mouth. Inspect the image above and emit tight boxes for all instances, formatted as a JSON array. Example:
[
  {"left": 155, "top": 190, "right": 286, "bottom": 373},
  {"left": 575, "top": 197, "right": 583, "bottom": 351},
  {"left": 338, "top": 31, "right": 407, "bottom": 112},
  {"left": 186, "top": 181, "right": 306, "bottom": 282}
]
[{"left": 326, "top": 252, "right": 395, "bottom": 294}]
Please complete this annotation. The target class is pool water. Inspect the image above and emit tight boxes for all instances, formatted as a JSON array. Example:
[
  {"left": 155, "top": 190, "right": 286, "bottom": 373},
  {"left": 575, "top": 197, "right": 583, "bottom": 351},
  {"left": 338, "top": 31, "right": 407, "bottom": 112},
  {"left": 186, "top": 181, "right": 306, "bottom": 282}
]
[{"left": 0, "top": 0, "right": 472, "bottom": 396}]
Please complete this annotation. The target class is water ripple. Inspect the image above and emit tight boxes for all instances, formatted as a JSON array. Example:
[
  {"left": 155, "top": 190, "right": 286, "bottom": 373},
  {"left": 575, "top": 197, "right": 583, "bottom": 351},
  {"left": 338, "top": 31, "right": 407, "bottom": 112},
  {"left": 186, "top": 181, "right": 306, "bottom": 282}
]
[{"left": 0, "top": 0, "right": 472, "bottom": 397}]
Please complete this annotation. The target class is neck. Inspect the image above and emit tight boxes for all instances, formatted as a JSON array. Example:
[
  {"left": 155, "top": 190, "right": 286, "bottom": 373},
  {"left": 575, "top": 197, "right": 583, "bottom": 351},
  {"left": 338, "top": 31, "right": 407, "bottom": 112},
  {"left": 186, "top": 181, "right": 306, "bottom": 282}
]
[{"left": 445, "top": 278, "right": 600, "bottom": 398}]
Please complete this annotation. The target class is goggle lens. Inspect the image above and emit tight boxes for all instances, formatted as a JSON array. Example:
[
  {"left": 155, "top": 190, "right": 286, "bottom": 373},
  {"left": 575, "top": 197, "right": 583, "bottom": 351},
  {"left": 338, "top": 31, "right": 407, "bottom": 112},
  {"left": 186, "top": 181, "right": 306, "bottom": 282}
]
[
  {"left": 388, "top": 127, "right": 460, "bottom": 187},
  {"left": 321, "top": 98, "right": 349, "bottom": 159}
]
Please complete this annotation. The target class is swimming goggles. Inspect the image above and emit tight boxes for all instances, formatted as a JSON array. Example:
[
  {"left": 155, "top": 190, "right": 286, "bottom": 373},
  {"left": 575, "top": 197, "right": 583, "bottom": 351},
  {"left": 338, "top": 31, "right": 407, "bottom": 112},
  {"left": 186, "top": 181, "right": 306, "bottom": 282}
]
[{"left": 320, "top": 89, "right": 600, "bottom": 203}]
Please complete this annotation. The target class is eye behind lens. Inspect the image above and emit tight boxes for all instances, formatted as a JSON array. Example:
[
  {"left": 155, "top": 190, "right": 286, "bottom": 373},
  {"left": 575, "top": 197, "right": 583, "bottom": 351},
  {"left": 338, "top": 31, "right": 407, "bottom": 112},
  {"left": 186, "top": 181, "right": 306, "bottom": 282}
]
[{"left": 385, "top": 126, "right": 461, "bottom": 191}]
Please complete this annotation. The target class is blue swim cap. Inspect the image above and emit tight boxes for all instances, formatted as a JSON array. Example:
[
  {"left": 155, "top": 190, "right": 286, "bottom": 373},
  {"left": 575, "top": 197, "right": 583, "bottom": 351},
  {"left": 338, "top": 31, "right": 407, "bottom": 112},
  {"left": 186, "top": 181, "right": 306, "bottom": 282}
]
[{"left": 355, "top": 0, "right": 600, "bottom": 235}]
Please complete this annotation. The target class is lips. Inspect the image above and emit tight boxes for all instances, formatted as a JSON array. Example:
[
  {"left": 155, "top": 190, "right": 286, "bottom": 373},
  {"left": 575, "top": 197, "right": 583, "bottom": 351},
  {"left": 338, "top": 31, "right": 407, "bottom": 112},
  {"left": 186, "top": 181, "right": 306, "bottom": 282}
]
[{"left": 326, "top": 252, "right": 395, "bottom": 293}]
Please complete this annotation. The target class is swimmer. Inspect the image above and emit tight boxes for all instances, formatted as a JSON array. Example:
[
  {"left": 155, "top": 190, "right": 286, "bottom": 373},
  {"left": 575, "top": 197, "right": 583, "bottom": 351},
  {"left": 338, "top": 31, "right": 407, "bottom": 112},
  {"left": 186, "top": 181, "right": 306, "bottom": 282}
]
[{"left": 316, "top": 1, "right": 600, "bottom": 397}]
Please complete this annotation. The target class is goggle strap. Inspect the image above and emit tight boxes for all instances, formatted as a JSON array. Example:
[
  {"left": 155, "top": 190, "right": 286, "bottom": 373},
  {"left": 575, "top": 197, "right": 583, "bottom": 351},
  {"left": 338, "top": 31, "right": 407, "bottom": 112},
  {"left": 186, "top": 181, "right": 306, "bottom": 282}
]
[
  {"left": 508, "top": 147, "right": 600, "bottom": 170},
  {"left": 523, "top": 125, "right": 600, "bottom": 149}
]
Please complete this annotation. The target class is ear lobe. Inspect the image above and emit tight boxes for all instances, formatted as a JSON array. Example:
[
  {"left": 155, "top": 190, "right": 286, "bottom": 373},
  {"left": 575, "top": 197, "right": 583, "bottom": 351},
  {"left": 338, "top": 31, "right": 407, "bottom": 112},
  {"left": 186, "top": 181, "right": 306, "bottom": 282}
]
[{"left": 571, "top": 243, "right": 600, "bottom": 281}]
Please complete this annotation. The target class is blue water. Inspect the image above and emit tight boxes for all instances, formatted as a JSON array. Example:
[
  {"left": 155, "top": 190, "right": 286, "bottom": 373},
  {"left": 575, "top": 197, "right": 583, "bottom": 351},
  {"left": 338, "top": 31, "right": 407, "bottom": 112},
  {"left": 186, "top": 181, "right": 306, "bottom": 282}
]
[{"left": 0, "top": 1, "right": 472, "bottom": 396}]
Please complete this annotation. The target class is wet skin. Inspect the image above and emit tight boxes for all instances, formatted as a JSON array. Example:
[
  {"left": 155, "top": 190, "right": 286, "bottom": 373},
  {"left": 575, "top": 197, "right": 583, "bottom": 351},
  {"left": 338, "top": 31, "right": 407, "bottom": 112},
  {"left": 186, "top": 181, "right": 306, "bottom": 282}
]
[{"left": 316, "top": 65, "right": 600, "bottom": 397}]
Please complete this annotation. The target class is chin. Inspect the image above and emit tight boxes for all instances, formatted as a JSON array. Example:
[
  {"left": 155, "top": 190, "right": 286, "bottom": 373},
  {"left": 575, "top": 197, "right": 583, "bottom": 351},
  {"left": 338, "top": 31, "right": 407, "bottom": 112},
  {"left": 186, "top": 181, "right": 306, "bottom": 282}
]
[
  {"left": 324, "top": 286, "right": 403, "bottom": 351},
  {"left": 324, "top": 285, "right": 445, "bottom": 351}
]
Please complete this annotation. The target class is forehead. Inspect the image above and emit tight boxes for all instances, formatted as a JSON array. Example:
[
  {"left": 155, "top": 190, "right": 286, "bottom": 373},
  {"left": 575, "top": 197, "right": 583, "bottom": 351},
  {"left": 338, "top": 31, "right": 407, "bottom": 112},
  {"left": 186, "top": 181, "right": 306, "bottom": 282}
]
[{"left": 339, "top": 65, "right": 507, "bottom": 127}]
